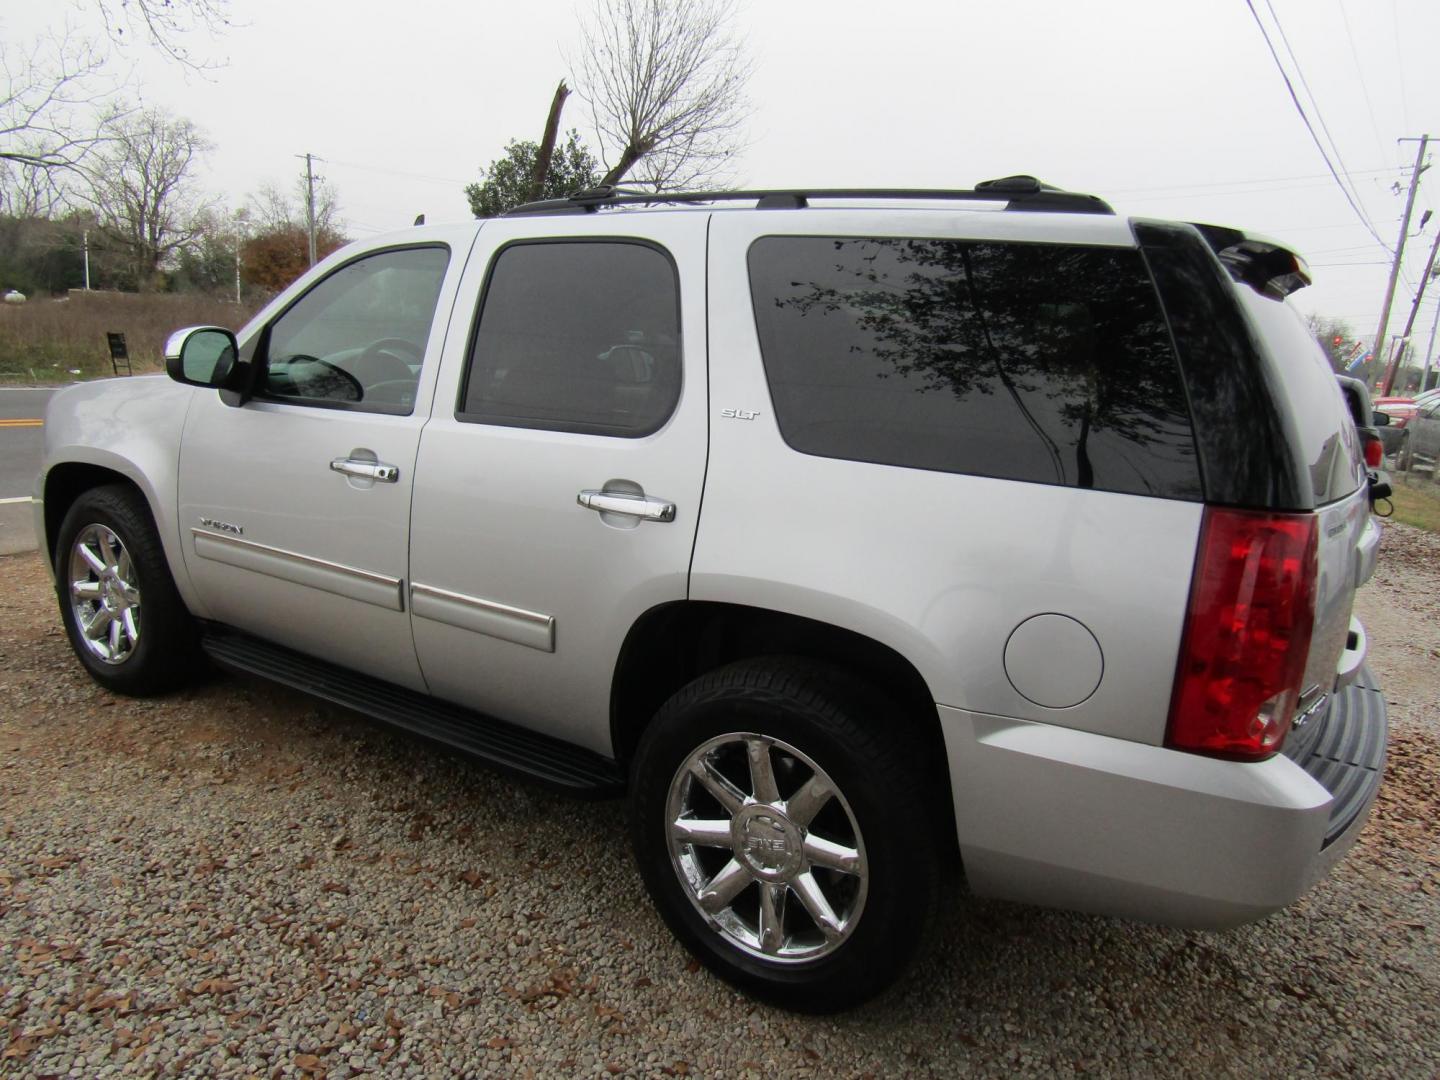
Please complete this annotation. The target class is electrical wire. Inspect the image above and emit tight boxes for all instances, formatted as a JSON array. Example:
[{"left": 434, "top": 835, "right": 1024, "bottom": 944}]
[
  {"left": 1105, "top": 166, "right": 1398, "bottom": 197},
  {"left": 1243, "top": 0, "right": 1394, "bottom": 254},
  {"left": 322, "top": 158, "right": 470, "bottom": 187},
  {"left": 1334, "top": 0, "right": 1389, "bottom": 169},
  {"left": 1390, "top": 0, "right": 1411, "bottom": 133},
  {"left": 1264, "top": 0, "right": 1375, "bottom": 226}
]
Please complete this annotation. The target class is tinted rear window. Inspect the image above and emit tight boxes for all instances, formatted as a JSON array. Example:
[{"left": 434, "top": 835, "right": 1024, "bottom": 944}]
[
  {"left": 748, "top": 236, "right": 1201, "bottom": 499},
  {"left": 460, "top": 241, "right": 681, "bottom": 437},
  {"left": 1236, "top": 290, "right": 1364, "bottom": 506}
]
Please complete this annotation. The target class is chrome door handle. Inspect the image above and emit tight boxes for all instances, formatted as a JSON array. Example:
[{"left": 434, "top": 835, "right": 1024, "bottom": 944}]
[
  {"left": 577, "top": 489, "right": 676, "bottom": 522},
  {"left": 330, "top": 458, "right": 400, "bottom": 483}
]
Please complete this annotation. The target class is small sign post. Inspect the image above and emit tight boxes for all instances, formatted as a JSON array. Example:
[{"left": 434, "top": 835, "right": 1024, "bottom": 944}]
[{"left": 106, "top": 332, "right": 132, "bottom": 377}]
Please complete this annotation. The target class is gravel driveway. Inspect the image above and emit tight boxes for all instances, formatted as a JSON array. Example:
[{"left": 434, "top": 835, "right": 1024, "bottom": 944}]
[{"left": 3, "top": 525, "right": 1439, "bottom": 1078}]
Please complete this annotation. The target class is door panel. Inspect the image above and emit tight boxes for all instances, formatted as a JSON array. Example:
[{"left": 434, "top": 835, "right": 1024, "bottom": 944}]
[
  {"left": 179, "top": 399, "right": 427, "bottom": 688},
  {"left": 177, "top": 231, "right": 477, "bottom": 691},
  {"left": 408, "top": 215, "right": 710, "bottom": 755}
]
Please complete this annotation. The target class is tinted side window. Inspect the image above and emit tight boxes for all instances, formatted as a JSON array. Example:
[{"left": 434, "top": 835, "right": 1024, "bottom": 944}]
[
  {"left": 748, "top": 236, "right": 1202, "bottom": 499},
  {"left": 262, "top": 246, "right": 449, "bottom": 415},
  {"left": 460, "top": 242, "right": 681, "bottom": 437},
  {"left": 1236, "top": 290, "right": 1363, "bottom": 506}
]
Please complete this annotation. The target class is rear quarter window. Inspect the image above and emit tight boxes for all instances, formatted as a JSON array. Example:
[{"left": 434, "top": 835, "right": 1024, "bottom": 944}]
[
  {"left": 747, "top": 236, "right": 1202, "bottom": 499},
  {"left": 1237, "top": 290, "right": 1365, "bottom": 506},
  {"left": 748, "top": 236, "right": 1209, "bottom": 498}
]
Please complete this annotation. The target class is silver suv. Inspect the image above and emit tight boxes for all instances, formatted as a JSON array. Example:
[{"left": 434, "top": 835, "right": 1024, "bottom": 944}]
[{"left": 35, "top": 178, "right": 1387, "bottom": 1011}]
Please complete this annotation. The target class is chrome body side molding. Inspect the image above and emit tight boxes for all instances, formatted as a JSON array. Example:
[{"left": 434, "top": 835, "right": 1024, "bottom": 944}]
[
  {"left": 410, "top": 582, "right": 556, "bottom": 653},
  {"left": 190, "top": 528, "right": 405, "bottom": 612}
]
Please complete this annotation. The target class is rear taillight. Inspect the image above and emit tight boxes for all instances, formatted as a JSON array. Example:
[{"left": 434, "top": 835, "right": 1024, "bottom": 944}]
[
  {"left": 1166, "top": 507, "right": 1318, "bottom": 761},
  {"left": 1363, "top": 434, "right": 1384, "bottom": 468}
]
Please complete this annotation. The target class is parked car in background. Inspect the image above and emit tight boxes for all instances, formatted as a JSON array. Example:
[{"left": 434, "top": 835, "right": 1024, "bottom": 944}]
[
  {"left": 1336, "top": 375, "right": 1386, "bottom": 470},
  {"left": 1375, "top": 387, "right": 1440, "bottom": 469},
  {"left": 1405, "top": 392, "right": 1440, "bottom": 472}
]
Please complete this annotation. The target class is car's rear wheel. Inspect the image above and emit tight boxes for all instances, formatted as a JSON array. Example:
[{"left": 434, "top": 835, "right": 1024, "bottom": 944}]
[
  {"left": 629, "top": 658, "right": 939, "bottom": 1012},
  {"left": 54, "top": 485, "right": 198, "bottom": 695}
]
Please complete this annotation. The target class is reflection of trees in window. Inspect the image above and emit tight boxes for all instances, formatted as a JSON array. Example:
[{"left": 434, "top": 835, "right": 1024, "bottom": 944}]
[{"left": 761, "top": 237, "right": 1195, "bottom": 492}]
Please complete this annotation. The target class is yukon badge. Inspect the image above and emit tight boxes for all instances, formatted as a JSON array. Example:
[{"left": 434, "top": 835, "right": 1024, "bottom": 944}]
[
  {"left": 199, "top": 517, "right": 244, "bottom": 536},
  {"left": 720, "top": 408, "right": 761, "bottom": 421}
]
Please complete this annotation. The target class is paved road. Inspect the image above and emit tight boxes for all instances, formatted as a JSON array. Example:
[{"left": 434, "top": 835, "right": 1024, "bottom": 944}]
[{"left": 0, "top": 386, "right": 58, "bottom": 555}]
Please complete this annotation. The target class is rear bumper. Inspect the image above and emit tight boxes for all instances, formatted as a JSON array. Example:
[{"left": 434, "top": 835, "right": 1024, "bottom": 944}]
[{"left": 938, "top": 666, "right": 1386, "bottom": 929}]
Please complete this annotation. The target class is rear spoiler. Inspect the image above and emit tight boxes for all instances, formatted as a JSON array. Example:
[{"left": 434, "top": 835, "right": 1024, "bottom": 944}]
[{"left": 1189, "top": 223, "right": 1312, "bottom": 299}]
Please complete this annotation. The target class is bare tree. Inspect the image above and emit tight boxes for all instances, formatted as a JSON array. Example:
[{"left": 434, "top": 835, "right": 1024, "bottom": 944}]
[
  {"left": 0, "top": 159, "right": 69, "bottom": 218},
  {"left": 92, "top": 0, "right": 233, "bottom": 68},
  {"left": 246, "top": 177, "right": 342, "bottom": 235},
  {"left": 0, "top": 31, "right": 120, "bottom": 173},
  {"left": 84, "top": 106, "right": 213, "bottom": 286},
  {"left": 575, "top": 0, "right": 750, "bottom": 190}
]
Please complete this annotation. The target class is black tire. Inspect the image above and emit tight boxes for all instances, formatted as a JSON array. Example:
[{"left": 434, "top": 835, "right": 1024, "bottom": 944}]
[
  {"left": 629, "top": 657, "right": 940, "bottom": 1012},
  {"left": 53, "top": 484, "right": 199, "bottom": 696}
]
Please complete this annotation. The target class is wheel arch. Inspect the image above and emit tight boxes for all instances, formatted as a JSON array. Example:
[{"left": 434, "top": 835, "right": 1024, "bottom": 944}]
[
  {"left": 43, "top": 460, "right": 147, "bottom": 564},
  {"left": 42, "top": 456, "right": 203, "bottom": 618},
  {"left": 610, "top": 600, "right": 958, "bottom": 855}
]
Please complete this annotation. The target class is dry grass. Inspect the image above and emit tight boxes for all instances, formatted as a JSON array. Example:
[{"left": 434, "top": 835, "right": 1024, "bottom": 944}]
[{"left": 0, "top": 291, "right": 261, "bottom": 381}]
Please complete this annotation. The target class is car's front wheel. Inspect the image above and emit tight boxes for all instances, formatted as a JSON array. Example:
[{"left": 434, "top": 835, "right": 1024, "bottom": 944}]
[
  {"left": 54, "top": 484, "right": 198, "bottom": 696},
  {"left": 629, "top": 658, "right": 940, "bottom": 1012}
]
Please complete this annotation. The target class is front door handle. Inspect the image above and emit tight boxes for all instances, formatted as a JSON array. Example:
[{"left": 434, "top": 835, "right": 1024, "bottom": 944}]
[
  {"left": 577, "top": 489, "right": 676, "bottom": 522},
  {"left": 330, "top": 458, "right": 399, "bottom": 483}
]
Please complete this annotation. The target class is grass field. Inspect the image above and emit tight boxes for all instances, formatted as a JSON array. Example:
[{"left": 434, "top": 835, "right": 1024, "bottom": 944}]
[
  {"left": 1388, "top": 473, "right": 1440, "bottom": 533},
  {"left": 0, "top": 291, "right": 260, "bottom": 381}
]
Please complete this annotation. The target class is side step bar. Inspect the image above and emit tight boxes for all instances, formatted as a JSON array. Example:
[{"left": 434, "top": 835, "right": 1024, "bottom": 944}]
[{"left": 201, "top": 629, "right": 625, "bottom": 798}]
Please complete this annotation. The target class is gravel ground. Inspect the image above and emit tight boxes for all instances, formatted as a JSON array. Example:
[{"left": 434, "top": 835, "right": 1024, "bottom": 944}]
[{"left": 2, "top": 524, "right": 1439, "bottom": 1078}]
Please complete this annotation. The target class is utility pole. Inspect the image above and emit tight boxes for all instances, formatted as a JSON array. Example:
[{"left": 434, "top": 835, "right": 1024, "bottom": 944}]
[
  {"left": 298, "top": 152, "right": 318, "bottom": 267},
  {"left": 82, "top": 229, "right": 91, "bottom": 291},
  {"left": 1385, "top": 227, "right": 1440, "bottom": 393},
  {"left": 1375, "top": 134, "right": 1429, "bottom": 395}
]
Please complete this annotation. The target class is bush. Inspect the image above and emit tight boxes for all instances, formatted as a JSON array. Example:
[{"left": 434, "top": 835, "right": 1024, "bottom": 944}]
[{"left": 0, "top": 290, "right": 262, "bottom": 381}]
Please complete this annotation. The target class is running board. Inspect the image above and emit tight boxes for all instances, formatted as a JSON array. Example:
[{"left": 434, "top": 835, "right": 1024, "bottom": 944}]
[{"left": 200, "top": 629, "right": 624, "bottom": 797}]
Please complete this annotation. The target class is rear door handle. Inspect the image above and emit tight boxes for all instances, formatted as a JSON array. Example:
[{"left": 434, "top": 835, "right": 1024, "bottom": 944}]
[
  {"left": 577, "top": 489, "right": 676, "bottom": 522},
  {"left": 330, "top": 458, "right": 400, "bottom": 483}
]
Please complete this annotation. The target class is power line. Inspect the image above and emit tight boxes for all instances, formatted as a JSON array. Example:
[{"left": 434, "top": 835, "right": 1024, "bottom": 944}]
[
  {"left": 1243, "top": 0, "right": 1394, "bottom": 254},
  {"left": 1264, "top": 0, "right": 1374, "bottom": 224},
  {"left": 1390, "top": 0, "right": 1410, "bottom": 133},
  {"left": 1333, "top": 0, "right": 1389, "bottom": 171},
  {"left": 1308, "top": 242, "right": 1399, "bottom": 256},
  {"left": 1106, "top": 166, "right": 1399, "bottom": 197},
  {"left": 322, "top": 158, "right": 470, "bottom": 187}
]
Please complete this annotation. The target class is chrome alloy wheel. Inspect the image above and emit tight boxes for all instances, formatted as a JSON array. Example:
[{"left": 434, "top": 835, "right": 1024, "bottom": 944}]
[
  {"left": 67, "top": 523, "right": 141, "bottom": 665},
  {"left": 666, "top": 733, "right": 868, "bottom": 963}
]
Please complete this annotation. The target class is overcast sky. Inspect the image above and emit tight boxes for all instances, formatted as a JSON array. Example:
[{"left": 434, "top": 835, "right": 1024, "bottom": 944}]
[{"left": 9, "top": 0, "right": 1440, "bottom": 354}]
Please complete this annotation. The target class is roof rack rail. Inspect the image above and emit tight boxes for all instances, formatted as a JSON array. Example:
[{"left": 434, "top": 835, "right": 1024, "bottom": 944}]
[{"left": 504, "top": 175, "right": 1114, "bottom": 217}]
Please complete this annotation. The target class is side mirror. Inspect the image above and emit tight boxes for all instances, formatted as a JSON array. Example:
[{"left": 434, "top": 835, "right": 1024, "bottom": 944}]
[
  {"left": 164, "top": 326, "right": 239, "bottom": 388},
  {"left": 1371, "top": 411, "right": 1391, "bottom": 427}
]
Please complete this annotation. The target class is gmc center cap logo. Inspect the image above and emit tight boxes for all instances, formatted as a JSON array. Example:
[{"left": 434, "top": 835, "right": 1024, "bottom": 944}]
[{"left": 733, "top": 804, "right": 803, "bottom": 880}]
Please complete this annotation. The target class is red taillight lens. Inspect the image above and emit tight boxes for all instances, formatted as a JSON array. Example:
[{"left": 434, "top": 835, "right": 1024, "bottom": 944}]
[
  {"left": 1363, "top": 434, "right": 1383, "bottom": 468},
  {"left": 1166, "top": 507, "right": 1318, "bottom": 761}
]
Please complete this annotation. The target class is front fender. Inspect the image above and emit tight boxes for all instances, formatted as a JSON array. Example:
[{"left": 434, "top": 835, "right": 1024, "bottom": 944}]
[{"left": 40, "top": 376, "right": 209, "bottom": 618}]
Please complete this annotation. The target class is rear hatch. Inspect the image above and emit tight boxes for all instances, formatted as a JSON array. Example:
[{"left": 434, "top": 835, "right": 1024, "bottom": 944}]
[
  {"left": 1134, "top": 219, "right": 1376, "bottom": 736},
  {"left": 1234, "top": 287, "right": 1374, "bottom": 708}
]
